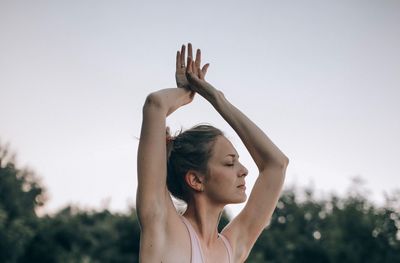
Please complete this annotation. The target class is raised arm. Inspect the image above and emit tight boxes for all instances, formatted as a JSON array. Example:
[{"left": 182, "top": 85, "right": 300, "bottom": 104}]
[
  {"left": 136, "top": 88, "right": 193, "bottom": 218},
  {"left": 186, "top": 51, "right": 289, "bottom": 261},
  {"left": 136, "top": 44, "right": 208, "bottom": 225}
]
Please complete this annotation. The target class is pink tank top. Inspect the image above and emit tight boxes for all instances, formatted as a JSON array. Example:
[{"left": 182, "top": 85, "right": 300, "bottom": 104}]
[{"left": 181, "top": 216, "right": 233, "bottom": 263}]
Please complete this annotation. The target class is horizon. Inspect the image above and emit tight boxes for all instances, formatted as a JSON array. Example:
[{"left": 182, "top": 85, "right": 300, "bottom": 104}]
[{"left": 1, "top": 0, "right": 399, "bottom": 218}]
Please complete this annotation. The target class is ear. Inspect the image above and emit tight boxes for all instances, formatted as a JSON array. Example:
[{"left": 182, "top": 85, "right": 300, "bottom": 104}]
[{"left": 184, "top": 170, "right": 204, "bottom": 192}]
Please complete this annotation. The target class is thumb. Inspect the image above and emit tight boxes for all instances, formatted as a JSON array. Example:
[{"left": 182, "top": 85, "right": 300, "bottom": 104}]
[{"left": 201, "top": 63, "right": 210, "bottom": 77}]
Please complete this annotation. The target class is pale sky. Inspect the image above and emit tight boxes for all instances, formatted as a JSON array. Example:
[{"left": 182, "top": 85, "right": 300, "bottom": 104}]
[{"left": 1, "top": 0, "right": 399, "bottom": 217}]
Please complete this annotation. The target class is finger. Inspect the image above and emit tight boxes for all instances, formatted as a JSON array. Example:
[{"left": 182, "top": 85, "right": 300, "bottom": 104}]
[
  {"left": 180, "top": 45, "right": 185, "bottom": 67},
  {"left": 189, "top": 58, "right": 197, "bottom": 77},
  {"left": 186, "top": 57, "right": 192, "bottom": 73},
  {"left": 186, "top": 64, "right": 194, "bottom": 82},
  {"left": 188, "top": 43, "right": 193, "bottom": 60},
  {"left": 176, "top": 51, "right": 180, "bottom": 69},
  {"left": 192, "top": 57, "right": 198, "bottom": 75},
  {"left": 195, "top": 49, "right": 201, "bottom": 68},
  {"left": 201, "top": 63, "right": 210, "bottom": 76}
]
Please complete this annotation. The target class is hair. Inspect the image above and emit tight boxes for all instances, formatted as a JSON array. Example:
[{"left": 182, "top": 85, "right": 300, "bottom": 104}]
[{"left": 166, "top": 124, "right": 223, "bottom": 203}]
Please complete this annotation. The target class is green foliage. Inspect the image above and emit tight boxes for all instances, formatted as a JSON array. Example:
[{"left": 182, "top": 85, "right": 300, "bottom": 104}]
[
  {"left": 1, "top": 141, "right": 400, "bottom": 262},
  {"left": 0, "top": 143, "right": 45, "bottom": 263},
  {"left": 247, "top": 187, "right": 400, "bottom": 263},
  {"left": 19, "top": 207, "right": 140, "bottom": 263},
  {"left": 218, "top": 209, "right": 230, "bottom": 232}
]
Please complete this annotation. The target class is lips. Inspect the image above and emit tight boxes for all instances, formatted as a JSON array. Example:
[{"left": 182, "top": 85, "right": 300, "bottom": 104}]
[{"left": 237, "top": 184, "right": 246, "bottom": 190}]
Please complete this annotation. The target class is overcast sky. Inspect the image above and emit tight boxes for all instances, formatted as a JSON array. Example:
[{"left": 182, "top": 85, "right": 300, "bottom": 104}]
[{"left": 1, "top": 0, "right": 399, "bottom": 217}]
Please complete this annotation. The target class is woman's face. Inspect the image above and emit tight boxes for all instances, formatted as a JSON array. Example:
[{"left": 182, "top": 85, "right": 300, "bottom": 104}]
[{"left": 203, "top": 136, "right": 248, "bottom": 204}]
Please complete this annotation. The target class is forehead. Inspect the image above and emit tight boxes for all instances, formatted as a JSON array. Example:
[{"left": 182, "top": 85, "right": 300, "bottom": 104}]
[{"left": 211, "top": 136, "right": 238, "bottom": 159}]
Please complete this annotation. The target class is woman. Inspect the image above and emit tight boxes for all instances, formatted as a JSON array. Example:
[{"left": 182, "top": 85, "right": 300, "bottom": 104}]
[{"left": 136, "top": 43, "right": 289, "bottom": 263}]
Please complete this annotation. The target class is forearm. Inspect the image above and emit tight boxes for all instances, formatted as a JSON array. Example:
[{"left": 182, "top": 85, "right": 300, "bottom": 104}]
[{"left": 209, "top": 88, "right": 289, "bottom": 171}]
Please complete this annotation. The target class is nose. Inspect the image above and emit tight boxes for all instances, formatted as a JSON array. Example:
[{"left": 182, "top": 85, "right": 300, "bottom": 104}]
[{"left": 239, "top": 162, "right": 248, "bottom": 177}]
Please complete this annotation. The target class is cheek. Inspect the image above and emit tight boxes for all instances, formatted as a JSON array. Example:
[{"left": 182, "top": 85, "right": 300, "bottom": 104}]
[{"left": 206, "top": 167, "right": 236, "bottom": 190}]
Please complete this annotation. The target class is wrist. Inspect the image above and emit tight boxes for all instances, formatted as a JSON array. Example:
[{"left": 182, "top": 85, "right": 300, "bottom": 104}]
[
  {"left": 196, "top": 82, "right": 220, "bottom": 103},
  {"left": 210, "top": 89, "right": 227, "bottom": 110},
  {"left": 143, "top": 88, "right": 192, "bottom": 116}
]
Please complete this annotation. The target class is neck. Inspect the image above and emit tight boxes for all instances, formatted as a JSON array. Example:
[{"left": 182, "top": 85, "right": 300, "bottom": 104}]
[{"left": 183, "top": 196, "right": 225, "bottom": 247}]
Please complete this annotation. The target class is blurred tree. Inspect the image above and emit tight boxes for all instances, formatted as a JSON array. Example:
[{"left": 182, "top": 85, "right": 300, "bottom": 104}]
[
  {"left": 247, "top": 183, "right": 400, "bottom": 263},
  {"left": 20, "top": 206, "right": 141, "bottom": 263},
  {"left": 2, "top": 140, "right": 400, "bottom": 262},
  {"left": 0, "top": 142, "right": 46, "bottom": 262}
]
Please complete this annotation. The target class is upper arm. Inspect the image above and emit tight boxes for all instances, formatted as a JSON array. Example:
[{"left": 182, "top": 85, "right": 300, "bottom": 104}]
[
  {"left": 136, "top": 95, "right": 174, "bottom": 226},
  {"left": 222, "top": 162, "right": 288, "bottom": 260}
]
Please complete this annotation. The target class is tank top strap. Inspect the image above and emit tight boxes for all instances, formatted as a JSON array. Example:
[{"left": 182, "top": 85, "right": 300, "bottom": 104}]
[
  {"left": 180, "top": 216, "right": 205, "bottom": 263},
  {"left": 218, "top": 233, "right": 233, "bottom": 263}
]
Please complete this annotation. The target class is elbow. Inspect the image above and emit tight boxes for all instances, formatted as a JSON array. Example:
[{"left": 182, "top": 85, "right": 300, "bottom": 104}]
[
  {"left": 261, "top": 156, "right": 289, "bottom": 174},
  {"left": 282, "top": 156, "right": 289, "bottom": 168},
  {"left": 271, "top": 155, "right": 289, "bottom": 170},
  {"left": 143, "top": 92, "right": 164, "bottom": 110}
]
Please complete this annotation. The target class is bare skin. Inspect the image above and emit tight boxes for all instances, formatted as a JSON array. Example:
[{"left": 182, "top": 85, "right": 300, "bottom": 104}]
[{"left": 136, "top": 43, "right": 289, "bottom": 262}]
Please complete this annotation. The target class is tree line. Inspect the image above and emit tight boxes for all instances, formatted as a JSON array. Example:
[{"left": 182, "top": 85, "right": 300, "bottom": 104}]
[{"left": 1, "top": 142, "right": 399, "bottom": 262}]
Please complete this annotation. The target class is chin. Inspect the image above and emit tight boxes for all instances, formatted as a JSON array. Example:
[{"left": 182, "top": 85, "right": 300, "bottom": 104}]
[{"left": 230, "top": 194, "right": 247, "bottom": 204}]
